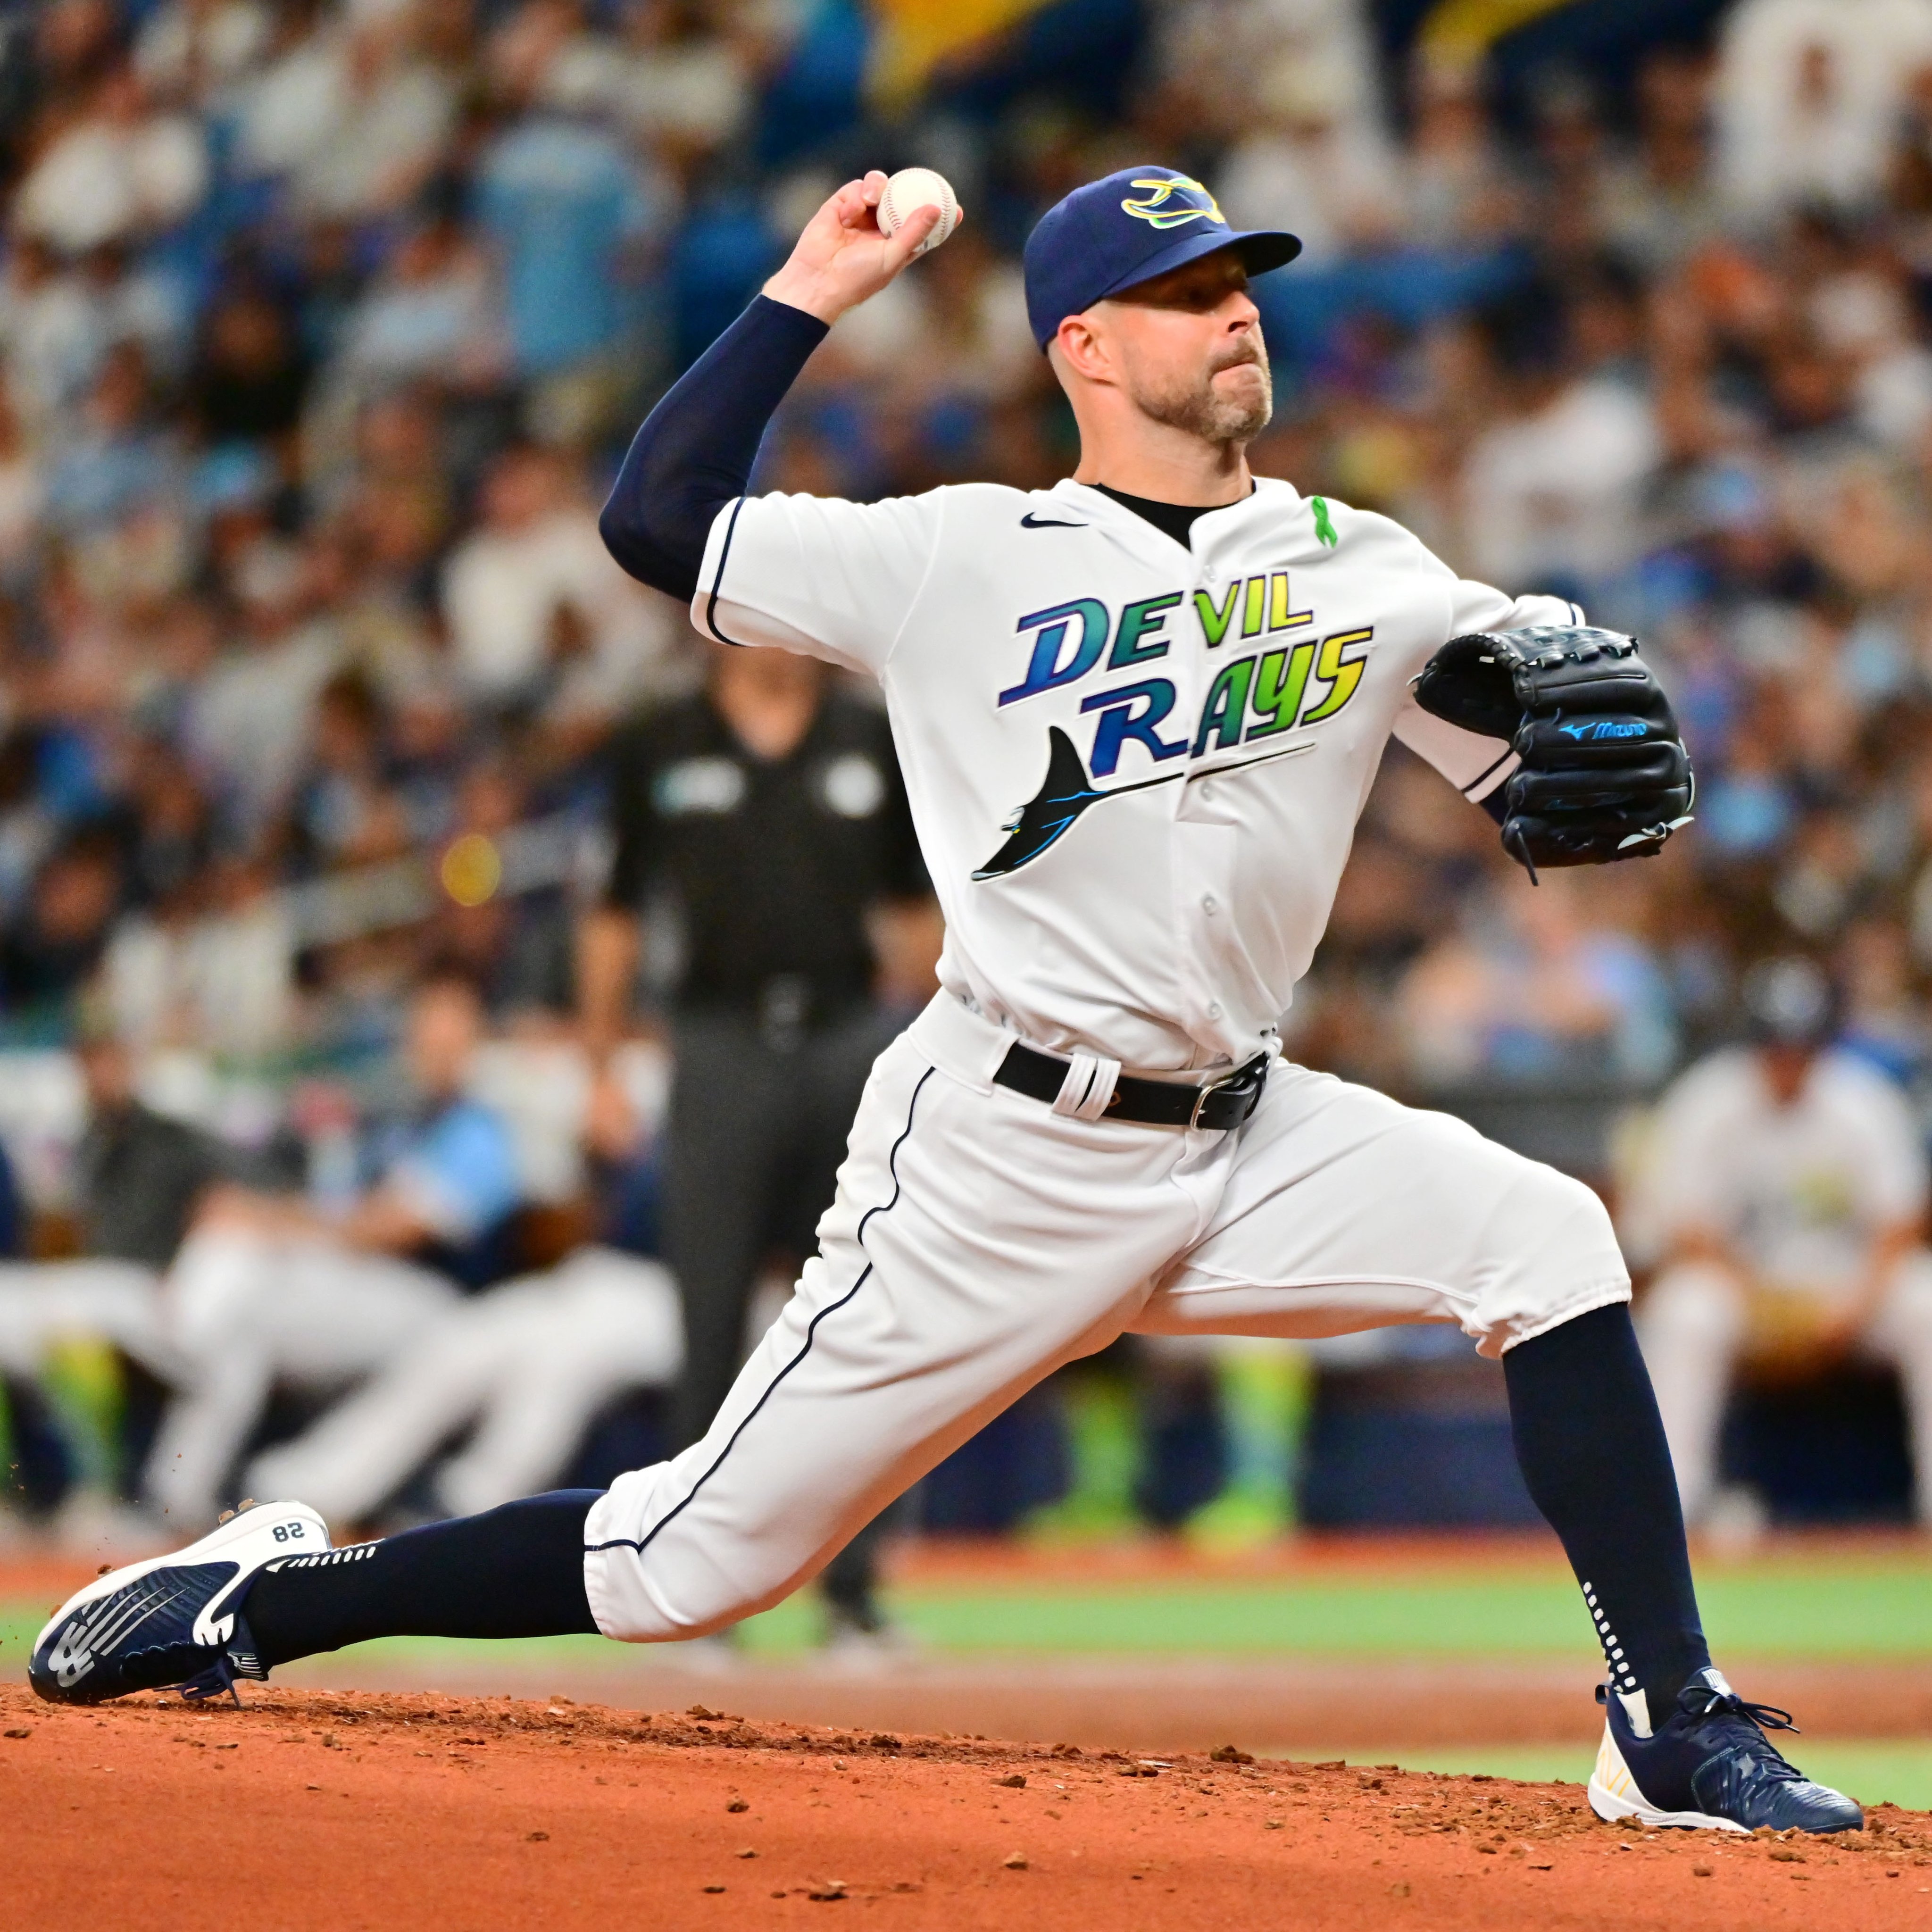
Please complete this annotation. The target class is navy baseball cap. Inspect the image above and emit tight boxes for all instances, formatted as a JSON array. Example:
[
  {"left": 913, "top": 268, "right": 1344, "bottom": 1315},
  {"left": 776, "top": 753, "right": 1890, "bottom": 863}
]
[{"left": 1023, "top": 166, "right": 1301, "bottom": 350}]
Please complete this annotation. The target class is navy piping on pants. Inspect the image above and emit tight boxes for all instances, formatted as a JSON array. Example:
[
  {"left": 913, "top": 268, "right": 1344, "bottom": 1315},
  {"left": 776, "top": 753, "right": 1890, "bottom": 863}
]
[{"left": 585, "top": 1065, "right": 936, "bottom": 1560}]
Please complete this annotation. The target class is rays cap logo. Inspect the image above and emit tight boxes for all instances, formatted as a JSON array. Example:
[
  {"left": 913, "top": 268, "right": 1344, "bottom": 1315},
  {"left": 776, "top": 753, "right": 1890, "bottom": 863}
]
[
  {"left": 1023, "top": 164, "right": 1301, "bottom": 350},
  {"left": 1123, "top": 173, "right": 1228, "bottom": 229}
]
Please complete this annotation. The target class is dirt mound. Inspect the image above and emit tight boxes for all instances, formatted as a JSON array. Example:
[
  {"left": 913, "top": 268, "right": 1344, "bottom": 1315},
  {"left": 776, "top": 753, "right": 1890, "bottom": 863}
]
[{"left": 3, "top": 1684, "right": 1927, "bottom": 1929}]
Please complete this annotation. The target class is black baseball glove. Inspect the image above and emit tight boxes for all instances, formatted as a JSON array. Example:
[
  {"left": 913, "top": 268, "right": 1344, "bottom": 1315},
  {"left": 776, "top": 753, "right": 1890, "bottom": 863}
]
[{"left": 1410, "top": 625, "right": 1692, "bottom": 881}]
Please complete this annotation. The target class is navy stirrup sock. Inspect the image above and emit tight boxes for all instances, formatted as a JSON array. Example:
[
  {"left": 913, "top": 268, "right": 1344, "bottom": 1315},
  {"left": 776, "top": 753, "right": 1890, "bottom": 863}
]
[
  {"left": 244, "top": 1491, "right": 603, "bottom": 1668},
  {"left": 1503, "top": 1303, "right": 1711, "bottom": 1726}
]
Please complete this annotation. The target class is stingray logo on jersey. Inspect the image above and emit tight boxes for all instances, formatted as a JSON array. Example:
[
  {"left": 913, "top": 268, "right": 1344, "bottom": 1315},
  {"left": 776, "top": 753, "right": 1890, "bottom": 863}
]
[{"left": 1120, "top": 174, "right": 1226, "bottom": 231}]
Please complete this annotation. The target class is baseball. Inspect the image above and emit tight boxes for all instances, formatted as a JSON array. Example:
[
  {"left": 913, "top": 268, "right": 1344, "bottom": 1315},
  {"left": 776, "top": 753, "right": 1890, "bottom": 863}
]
[{"left": 878, "top": 166, "right": 959, "bottom": 257}]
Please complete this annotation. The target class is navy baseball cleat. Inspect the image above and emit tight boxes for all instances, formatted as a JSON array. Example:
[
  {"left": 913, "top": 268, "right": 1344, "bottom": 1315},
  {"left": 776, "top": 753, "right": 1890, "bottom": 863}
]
[
  {"left": 29, "top": 1500, "right": 328, "bottom": 1706},
  {"left": 1589, "top": 1667, "right": 1862, "bottom": 1834}
]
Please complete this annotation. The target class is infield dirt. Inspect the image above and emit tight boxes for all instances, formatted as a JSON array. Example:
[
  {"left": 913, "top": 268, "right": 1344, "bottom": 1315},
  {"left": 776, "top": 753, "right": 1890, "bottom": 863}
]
[{"left": 4, "top": 1682, "right": 1928, "bottom": 1931}]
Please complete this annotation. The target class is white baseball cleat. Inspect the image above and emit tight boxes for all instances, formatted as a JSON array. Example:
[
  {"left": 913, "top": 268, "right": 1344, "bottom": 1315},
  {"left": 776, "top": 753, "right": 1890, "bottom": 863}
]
[{"left": 28, "top": 1499, "right": 328, "bottom": 1705}]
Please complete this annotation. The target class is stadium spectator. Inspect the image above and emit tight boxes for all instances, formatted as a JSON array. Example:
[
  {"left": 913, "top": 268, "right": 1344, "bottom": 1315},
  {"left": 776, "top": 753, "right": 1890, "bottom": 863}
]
[
  {"left": 0, "top": 832, "right": 125, "bottom": 1032},
  {"left": 14, "top": 63, "right": 208, "bottom": 257},
  {"left": 183, "top": 535, "right": 343, "bottom": 834},
  {"left": 1633, "top": 958, "right": 1932, "bottom": 1529},
  {"left": 103, "top": 851, "right": 291, "bottom": 1062},
  {"left": 233, "top": 0, "right": 458, "bottom": 222},
  {"left": 1396, "top": 869, "right": 1678, "bottom": 1090},
  {"left": 474, "top": 1, "right": 665, "bottom": 442},
  {"left": 1715, "top": 0, "right": 1932, "bottom": 220},
  {"left": 133, "top": 0, "right": 274, "bottom": 103},
  {"left": 186, "top": 280, "right": 315, "bottom": 469},
  {"left": 613, "top": 0, "right": 753, "bottom": 168},
  {"left": 1458, "top": 269, "right": 1661, "bottom": 605},
  {"left": 440, "top": 441, "right": 675, "bottom": 717},
  {"left": 0, "top": 1022, "right": 225, "bottom": 1546},
  {"left": 1599, "top": 48, "right": 1727, "bottom": 275},
  {"left": 40, "top": 342, "right": 183, "bottom": 545},
  {"left": 331, "top": 204, "right": 508, "bottom": 401},
  {"left": 425, "top": 759, "right": 578, "bottom": 1021}
]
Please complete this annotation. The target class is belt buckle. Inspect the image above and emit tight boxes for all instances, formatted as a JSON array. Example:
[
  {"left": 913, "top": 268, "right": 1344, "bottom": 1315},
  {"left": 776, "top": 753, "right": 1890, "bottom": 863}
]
[
  {"left": 1188, "top": 1056, "right": 1264, "bottom": 1130},
  {"left": 1188, "top": 1066, "right": 1236, "bottom": 1131}
]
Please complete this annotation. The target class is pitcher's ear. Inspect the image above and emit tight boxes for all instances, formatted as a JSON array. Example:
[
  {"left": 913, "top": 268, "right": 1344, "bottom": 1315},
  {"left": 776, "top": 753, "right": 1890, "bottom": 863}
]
[{"left": 1052, "top": 312, "right": 1108, "bottom": 383}]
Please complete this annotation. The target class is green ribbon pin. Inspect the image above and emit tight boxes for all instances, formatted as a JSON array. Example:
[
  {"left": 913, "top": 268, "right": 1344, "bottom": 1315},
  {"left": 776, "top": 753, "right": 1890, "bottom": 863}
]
[{"left": 1311, "top": 497, "right": 1338, "bottom": 548}]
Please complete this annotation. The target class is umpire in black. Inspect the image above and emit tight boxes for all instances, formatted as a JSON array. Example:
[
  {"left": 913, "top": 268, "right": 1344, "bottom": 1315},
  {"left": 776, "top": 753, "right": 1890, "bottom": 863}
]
[{"left": 581, "top": 639, "right": 937, "bottom": 1644}]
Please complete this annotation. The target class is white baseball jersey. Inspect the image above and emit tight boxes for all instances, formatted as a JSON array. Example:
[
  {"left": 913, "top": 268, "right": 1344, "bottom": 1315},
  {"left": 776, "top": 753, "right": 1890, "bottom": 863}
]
[
  {"left": 694, "top": 475, "right": 1575, "bottom": 1071},
  {"left": 1641, "top": 1046, "right": 1928, "bottom": 1288}
]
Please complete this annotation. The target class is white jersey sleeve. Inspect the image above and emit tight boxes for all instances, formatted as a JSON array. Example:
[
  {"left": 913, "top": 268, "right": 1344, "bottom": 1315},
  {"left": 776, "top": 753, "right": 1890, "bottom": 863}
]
[
  {"left": 689, "top": 489, "right": 945, "bottom": 676},
  {"left": 1391, "top": 579, "right": 1583, "bottom": 803}
]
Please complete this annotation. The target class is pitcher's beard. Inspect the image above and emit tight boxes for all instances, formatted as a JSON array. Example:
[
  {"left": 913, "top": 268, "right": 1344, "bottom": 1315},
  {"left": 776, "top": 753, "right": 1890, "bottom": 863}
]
[{"left": 1132, "top": 345, "right": 1274, "bottom": 444}]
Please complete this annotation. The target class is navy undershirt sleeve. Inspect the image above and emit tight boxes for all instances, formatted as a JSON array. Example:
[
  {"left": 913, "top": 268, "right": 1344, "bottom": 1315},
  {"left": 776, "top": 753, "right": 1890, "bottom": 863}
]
[{"left": 599, "top": 295, "right": 831, "bottom": 603}]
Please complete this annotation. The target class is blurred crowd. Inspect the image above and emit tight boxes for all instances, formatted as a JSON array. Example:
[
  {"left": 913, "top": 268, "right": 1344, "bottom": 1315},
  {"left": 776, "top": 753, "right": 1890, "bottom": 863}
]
[
  {"left": 1, "top": 0, "right": 1931, "bottom": 1562},
  {"left": 1244, "top": 0, "right": 1932, "bottom": 1114}
]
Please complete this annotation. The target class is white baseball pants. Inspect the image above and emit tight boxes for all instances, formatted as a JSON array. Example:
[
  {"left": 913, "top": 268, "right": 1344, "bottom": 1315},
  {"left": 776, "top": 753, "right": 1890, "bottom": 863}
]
[
  {"left": 584, "top": 993, "right": 1628, "bottom": 1641},
  {"left": 1639, "top": 1257, "right": 1932, "bottom": 1524},
  {"left": 0, "top": 1260, "right": 175, "bottom": 1381},
  {"left": 247, "top": 1248, "right": 683, "bottom": 1525},
  {"left": 146, "top": 1227, "right": 460, "bottom": 1528}
]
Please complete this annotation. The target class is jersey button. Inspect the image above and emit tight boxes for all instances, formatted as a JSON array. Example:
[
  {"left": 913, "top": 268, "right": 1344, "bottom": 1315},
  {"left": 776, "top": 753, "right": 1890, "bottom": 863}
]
[
  {"left": 1207, "top": 1001, "right": 1223, "bottom": 1019},
  {"left": 1201, "top": 894, "right": 1218, "bottom": 916}
]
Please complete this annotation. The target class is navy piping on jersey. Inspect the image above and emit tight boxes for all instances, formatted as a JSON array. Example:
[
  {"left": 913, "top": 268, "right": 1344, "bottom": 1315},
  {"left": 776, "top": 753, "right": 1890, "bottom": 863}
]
[
  {"left": 584, "top": 1065, "right": 936, "bottom": 1561},
  {"left": 1461, "top": 745, "right": 1516, "bottom": 799},
  {"left": 701, "top": 495, "right": 750, "bottom": 648}
]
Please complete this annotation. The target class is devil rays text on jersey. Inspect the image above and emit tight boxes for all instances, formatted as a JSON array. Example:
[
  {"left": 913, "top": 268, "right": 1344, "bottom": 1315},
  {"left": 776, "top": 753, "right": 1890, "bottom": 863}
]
[{"left": 976, "top": 571, "right": 1373, "bottom": 877}]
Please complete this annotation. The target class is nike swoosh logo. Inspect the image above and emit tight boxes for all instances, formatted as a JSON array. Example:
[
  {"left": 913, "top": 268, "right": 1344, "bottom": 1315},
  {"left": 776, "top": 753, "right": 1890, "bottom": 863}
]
[{"left": 1020, "top": 513, "right": 1086, "bottom": 529}]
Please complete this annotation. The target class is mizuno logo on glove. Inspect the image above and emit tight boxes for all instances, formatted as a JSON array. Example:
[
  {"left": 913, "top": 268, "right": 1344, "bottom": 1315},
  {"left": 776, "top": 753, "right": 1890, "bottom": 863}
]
[{"left": 1411, "top": 625, "right": 1692, "bottom": 882}]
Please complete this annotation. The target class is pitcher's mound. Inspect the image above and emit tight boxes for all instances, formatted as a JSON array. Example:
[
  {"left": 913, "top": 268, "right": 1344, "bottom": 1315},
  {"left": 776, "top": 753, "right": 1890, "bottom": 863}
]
[{"left": 2, "top": 1685, "right": 1923, "bottom": 1929}]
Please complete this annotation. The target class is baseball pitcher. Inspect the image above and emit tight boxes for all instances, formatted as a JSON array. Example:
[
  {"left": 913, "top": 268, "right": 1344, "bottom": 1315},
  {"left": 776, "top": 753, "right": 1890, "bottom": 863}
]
[{"left": 32, "top": 167, "right": 1857, "bottom": 1837}]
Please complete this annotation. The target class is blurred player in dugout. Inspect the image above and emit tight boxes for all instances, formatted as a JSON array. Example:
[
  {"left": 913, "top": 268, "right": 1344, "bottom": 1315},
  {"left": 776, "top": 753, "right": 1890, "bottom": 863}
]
[
  {"left": 1633, "top": 957, "right": 1932, "bottom": 1531},
  {"left": 581, "top": 641, "right": 940, "bottom": 1646}
]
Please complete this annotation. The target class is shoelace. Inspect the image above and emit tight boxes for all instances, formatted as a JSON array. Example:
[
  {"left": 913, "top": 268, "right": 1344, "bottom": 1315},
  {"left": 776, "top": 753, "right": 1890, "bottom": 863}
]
[
  {"left": 1684, "top": 1689, "right": 1812, "bottom": 1791},
  {"left": 1685, "top": 1686, "right": 1799, "bottom": 1735}
]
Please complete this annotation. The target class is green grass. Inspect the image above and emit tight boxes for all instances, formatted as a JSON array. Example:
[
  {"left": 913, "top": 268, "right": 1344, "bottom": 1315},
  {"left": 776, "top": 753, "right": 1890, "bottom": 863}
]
[
  {"left": 862, "top": 1559, "right": 1932, "bottom": 1660},
  {"left": 6, "top": 1549, "right": 1928, "bottom": 1670},
  {"left": 1284, "top": 1741, "right": 1932, "bottom": 1812}
]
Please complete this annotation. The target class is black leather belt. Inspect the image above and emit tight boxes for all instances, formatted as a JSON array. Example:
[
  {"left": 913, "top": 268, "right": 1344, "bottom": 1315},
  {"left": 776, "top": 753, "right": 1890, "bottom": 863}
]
[{"left": 994, "top": 1044, "right": 1270, "bottom": 1131}]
